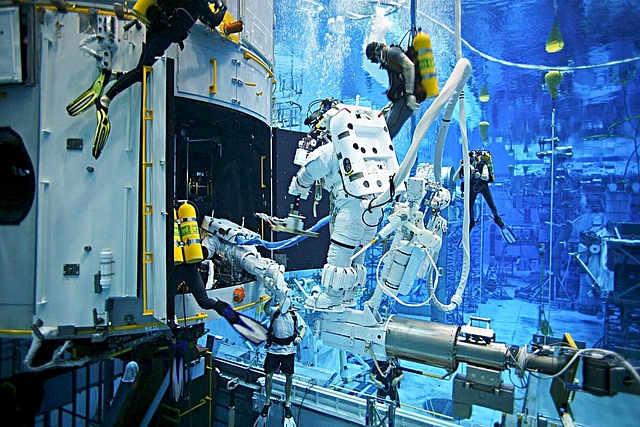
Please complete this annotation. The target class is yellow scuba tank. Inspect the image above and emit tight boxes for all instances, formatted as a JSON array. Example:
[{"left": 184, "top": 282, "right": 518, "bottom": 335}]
[
  {"left": 177, "top": 202, "right": 204, "bottom": 264},
  {"left": 173, "top": 208, "right": 184, "bottom": 265},
  {"left": 413, "top": 31, "right": 439, "bottom": 99}
]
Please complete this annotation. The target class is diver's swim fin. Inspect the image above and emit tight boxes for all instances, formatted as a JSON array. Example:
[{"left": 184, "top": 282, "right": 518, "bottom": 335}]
[
  {"left": 66, "top": 69, "right": 111, "bottom": 117},
  {"left": 252, "top": 415, "right": 268, "bottom": 427},
  {"left": 284, "top": 405, "right": 297, "bottom": 426},
  {"left": 500, "top": 224, "right": 517, "bottom": 244},
  {"left": 171, "top": 356, "right": 184, "bottom": 401},
  {"left": 92, "top": 100, "right": 111, "bottom": 159},
  {"left": 213, "top": 299, "right": 268, "bottom": 345},
  {"left": 253, "top": 403, "right": 271, "bottom": 427}
]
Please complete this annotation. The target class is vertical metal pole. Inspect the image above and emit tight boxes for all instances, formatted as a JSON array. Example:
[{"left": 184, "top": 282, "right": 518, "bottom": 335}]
[
  {"left": 538, "top": 242, "right": 545, "bottom": 332},
  {"left": 409, "top": 0, "right": 417, "bottom": 136},
  {"left": 410, "top": 0, "right": 416, "bottom": 31},
  {"left": 72, "top": 368, "right": 77, "bottom": 427},
  {"left": 548, "top": 107, "right": 556, "bottom": 307},
  {"left": 85, "top": 365, "right": 91, "bottom": 425}
]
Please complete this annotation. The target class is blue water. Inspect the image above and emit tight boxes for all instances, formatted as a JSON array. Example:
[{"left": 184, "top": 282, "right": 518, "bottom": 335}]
[
  {"left": 268, "top": 2, "right": 640, "bottom": 423},
  {"left": 274, "top": 0, "right": 640, "bottom": 167}
]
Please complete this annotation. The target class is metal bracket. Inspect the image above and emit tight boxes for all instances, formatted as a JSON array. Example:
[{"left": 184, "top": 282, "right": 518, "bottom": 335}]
[{"left": 63, "top": 264, "right": 79, "bottom": 275}]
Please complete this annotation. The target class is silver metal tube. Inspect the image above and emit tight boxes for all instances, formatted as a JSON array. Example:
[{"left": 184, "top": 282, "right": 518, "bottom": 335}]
[
  {"left": 456, "top": 340, "right": 510, "bottom": 370},
  {"left": 385, "top": 316, "right": 460, "bottom": 371}
]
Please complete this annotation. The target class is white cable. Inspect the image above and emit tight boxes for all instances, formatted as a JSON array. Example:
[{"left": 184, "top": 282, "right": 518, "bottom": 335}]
[
  {"left": 369, "top": 58, "right": 472, "bottom": 208},
  {"left": 24, "top": 327, "right": 91, "bottom": 372}
]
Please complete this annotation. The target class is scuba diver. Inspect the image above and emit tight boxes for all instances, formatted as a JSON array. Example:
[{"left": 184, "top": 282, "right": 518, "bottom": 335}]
[
  {"left": 255, "top": 290, "right": 307, "bottom": 427},
  {"left": 365, "top": 41, "right": 421, "bottom": 139},
  {"left": 171, "top": 200, "right": 267, "bottom": 344},
  {"left": 456, "top": 150, "right": 517, "bottom": 243},
  {"left": 370, "top": 357, "right": 404, "bottom": 407},
  {"left": 66, "top": 0, "right": 228, "bottom": 159}
]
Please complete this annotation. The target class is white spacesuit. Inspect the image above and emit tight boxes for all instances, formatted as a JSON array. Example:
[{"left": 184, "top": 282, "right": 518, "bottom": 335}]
[{"left": 289, "top": 104, "right": 400, "bottom": 310}]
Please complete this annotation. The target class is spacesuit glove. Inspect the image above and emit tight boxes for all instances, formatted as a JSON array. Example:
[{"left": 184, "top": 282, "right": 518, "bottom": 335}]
[
  {"left": 293, "top": 335, "right": 302, "bottom": 346},
  {"left": 406, "top": 94, "right": 419, "bottom": 111},
  {"left": 288, "top": 176, "right": 310, "bottom": 200}
]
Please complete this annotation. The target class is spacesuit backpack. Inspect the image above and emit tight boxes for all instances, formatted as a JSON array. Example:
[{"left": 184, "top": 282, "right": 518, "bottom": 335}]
[{"left": 326, "top": 104, "right": 404, "bottom": 198}]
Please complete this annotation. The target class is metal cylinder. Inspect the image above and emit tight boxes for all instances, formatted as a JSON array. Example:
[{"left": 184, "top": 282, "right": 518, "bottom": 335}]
[
  {"left": 385, "top": 316, "right": 459, "bottom": 371},
  {"left": 525, "top": 352, "right": 572, "bottom": 375},
  {"left": 456, "top": 340, "right": 510, "bottom": 370},
  {"left": 100, "top": 249, "right": 113, "bottom": 289}
]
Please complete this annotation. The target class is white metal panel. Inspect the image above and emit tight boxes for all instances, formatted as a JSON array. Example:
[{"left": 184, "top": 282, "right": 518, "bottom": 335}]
[
  {"left": 235, "top": 59, "right": 271, "bottom": 122},
  {"left": 0, "top": 98, "right": 39, "bottom": 332},
  {"left": 35, "top": 12, "right": 143, "bottom": 328},
  {"left": 242, "top": 0, "right": 274, "bottom": 65},
  {"left": 176, "top": 25, "right": 271, "bottom": 124},
  {"left": 225, "top": 0, "right": 240, "bottom": 20},
  {"left": 0, "top": 7, "right": 22, "bottom": 83},
  {"left": 176, "top": 26, "right": 237, "bottom": 105},
  {"left": 145, "top": 57, "right": 169, "bottom": 323}
]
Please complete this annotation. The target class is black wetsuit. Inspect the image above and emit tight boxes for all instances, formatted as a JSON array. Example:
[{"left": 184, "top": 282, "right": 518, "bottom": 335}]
[
  {"left": 460, "top": 160, "right": 503, "bottom": 230},
  {"left": 106, "top": 0, "right": 226, "bottom": 101},
  {"left": 169, "top": 262, "right": 228, "bottom": 326},
  {"left": 373, "top": 360, "right": 403, "bottom": 406}
]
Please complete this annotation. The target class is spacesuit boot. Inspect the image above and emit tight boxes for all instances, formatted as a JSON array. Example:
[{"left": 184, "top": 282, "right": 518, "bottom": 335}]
[
  {"left": 342, "top": 264, "right": 366, "bottom": 306},
  {"left": 305, "top": 264, "right": 359, "bottom": 310}
]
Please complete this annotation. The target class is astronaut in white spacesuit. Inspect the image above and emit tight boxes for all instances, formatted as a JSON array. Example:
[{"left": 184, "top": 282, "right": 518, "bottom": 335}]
[{"left": 288, "top": 103, "right": 399, "bottom": 310}]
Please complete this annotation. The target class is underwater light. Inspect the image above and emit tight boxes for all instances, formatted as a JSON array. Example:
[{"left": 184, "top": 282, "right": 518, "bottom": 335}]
[
  {"left": 479, "top": 121, "right": 489, "bottom": 141},
  {"left": 546, "top": 18, "right": 564, "bottom": 53},
  {"left": 545, "top": 71, "right": 563, "bottom": 99},
  {"left": 479, "top": 83, "right": 490, "bottom": 102}
]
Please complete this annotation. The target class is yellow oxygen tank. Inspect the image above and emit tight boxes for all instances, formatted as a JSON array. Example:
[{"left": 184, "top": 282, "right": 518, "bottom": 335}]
[
  {"left": 177, "top": 202, "right": 203, "bottom": 264},
  {"left": 132, "top": 0, "right": 156, "bottom": 26},
  {"left": 413, "top": 31, "right": 439, "bottom": 99},
  {"left": 173, "top": 209, "right": 184, "bottom": 265}
]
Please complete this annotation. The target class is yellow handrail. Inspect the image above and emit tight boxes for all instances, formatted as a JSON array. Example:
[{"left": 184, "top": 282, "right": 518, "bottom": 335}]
[
  {"left": 209, "top": 59, "right": 217, "bottom": 94},
  {"left": 141, "top": 65, "right": 154, "bottom": 316},
  {"left": 242, "top": 51, "right": 274, "bottom": 79},
  {"left": 37, "top": 4, "right": 136, "bottom": 19},
  {"left": 234, "top": 295, "right": 270, "bottom": 312}
]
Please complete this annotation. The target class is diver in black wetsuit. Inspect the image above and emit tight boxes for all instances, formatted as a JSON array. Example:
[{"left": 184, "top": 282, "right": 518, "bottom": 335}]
[
  {"left": 456, "top": 150, "right": 517, "bottom": 243},
  {"left": 91, "top": 0, "right": 227, "bottom": 158},
  {"left": 457, "top": 150, "right": 504, "bottom": 231},
  {"left": 370, "top": 357, "right": 404, "bottom": 407}
]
